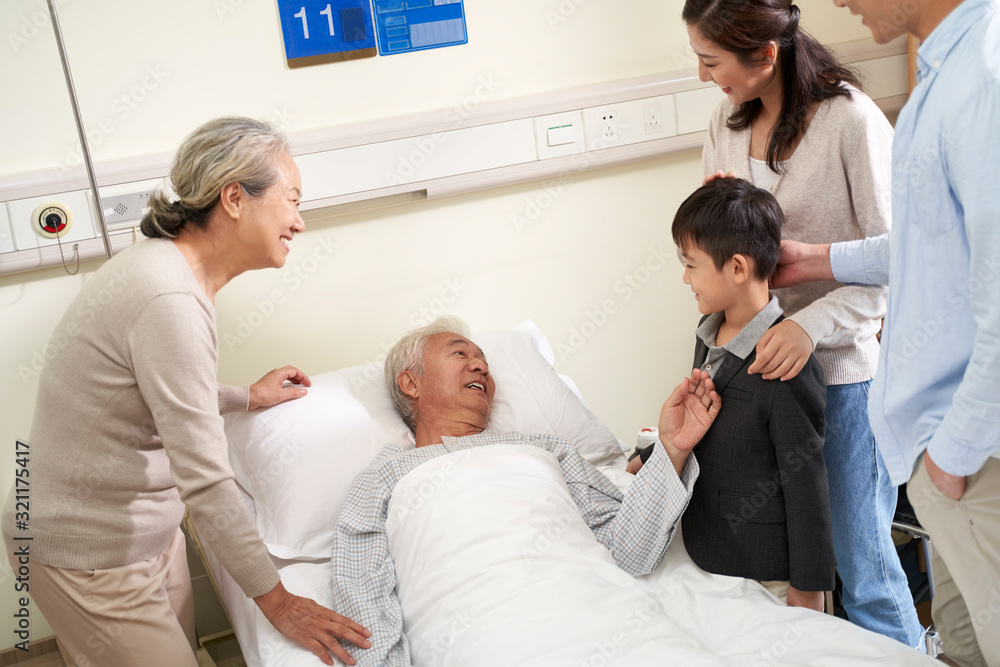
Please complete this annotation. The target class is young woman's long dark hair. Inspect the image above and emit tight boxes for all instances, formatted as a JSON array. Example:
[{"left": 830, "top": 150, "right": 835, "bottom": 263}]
[{"left": 682, "top": 0, "right": 863, "bottom": 172}]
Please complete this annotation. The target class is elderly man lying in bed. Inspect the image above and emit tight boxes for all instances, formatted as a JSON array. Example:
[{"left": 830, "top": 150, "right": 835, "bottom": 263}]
[{"left": 329, "top": 316, "right": 720, "bottom": 666}]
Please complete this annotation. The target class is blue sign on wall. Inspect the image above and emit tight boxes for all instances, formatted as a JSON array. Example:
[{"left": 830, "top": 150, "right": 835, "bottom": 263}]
[
  {"left": 277, "top": 0, "right": 377, "bottom": 61},
  {"left": 372, "top": 0, "right": 467, "bottom": 56}
]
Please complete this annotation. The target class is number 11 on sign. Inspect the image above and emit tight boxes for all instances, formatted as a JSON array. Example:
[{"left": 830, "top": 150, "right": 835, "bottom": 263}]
[
  {"left": 294, "top": 4, "right": 336, "bottom": 40},
  {"left": 277, "top": 0, "right": 376, "bottom": 62}
]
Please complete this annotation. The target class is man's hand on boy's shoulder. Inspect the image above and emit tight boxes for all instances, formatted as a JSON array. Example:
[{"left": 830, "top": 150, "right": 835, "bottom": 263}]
[{"left": 748, "top": 320, "right": 814, "bottom": 382}]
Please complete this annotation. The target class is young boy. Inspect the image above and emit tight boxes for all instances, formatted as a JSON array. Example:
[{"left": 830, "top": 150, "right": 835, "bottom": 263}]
[{"left": 633, "top": 178, "right": 834, "bottom": 611}]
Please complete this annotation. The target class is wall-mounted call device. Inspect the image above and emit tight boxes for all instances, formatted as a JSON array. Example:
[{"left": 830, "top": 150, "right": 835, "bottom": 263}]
[{"left": 30, "top": 202, "right": 73, "bottom": 239}]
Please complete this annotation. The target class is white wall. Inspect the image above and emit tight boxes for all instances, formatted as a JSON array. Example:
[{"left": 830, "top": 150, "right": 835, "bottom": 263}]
[
  {"left": 0, "top": 0, "right": 874, "bottom": 651},
  {"left": 0, "top": 0, "right": 870, "bottom": 178}
]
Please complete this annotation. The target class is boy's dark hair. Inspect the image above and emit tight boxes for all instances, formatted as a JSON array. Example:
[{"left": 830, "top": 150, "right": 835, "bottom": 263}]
[{"left": 671, "top": 178, "right": 783, "bottom": 281}]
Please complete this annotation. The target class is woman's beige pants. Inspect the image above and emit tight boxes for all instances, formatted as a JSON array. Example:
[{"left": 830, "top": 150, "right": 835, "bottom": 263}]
[{"left": 10, "top": 528, "right": 197, "bottom": 667}]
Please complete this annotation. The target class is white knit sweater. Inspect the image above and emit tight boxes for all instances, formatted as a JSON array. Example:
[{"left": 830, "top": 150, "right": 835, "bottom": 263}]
[
  {"left": 702, "top": 88, "right": 893, "bottom": 385},
  {"left": 2, "top": 238, "right": 279, "bottom": 598}
]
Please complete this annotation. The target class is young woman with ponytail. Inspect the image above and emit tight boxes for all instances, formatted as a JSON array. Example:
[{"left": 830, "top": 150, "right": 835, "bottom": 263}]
[{"left": 680, "top": 0, "right": 923, "bottom": 648}]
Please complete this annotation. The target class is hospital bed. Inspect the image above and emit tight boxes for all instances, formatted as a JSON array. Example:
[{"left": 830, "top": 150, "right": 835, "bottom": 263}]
[{"left": 201, "top": 321, "right": 935, "bottom": 666}]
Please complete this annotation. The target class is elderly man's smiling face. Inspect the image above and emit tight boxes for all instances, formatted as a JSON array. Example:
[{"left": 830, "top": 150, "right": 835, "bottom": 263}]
[{"left": 403, "top": 332, "right": 496, "bottom": 433}]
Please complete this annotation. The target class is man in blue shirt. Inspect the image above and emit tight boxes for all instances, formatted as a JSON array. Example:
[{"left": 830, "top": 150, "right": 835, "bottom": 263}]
[{"left": 763, "top": 1, "right": 1000, "bottom": 663}]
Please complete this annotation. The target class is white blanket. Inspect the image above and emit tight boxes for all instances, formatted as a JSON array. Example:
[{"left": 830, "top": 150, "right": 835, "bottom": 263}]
[{"left": 386, "top": 447, "right": 934, "bottom": 667}]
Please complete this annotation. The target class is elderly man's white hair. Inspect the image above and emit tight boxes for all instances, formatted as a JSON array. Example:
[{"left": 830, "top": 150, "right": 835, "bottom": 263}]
[{"left": 385, "top": 316, "right": 473, "bottom": 432}]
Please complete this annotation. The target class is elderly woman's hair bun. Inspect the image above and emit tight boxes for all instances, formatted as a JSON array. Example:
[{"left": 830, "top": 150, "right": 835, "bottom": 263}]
[{"left": 140, "top": 116, "right": 289, "bottom": 239}]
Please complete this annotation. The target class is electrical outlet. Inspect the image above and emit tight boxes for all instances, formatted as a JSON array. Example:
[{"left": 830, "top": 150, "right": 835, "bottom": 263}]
[
  {"left": 644, "top": 103, "right": 663, "bottom": 134},
  {"left": 581, "top": 94, "right": 675, "bottom": 151},
  {"left": 102, "top": 189, "right": 154, "bottom": 227},
  {"left": 600, "top": 111, "right": 619, "bottom": 144}
]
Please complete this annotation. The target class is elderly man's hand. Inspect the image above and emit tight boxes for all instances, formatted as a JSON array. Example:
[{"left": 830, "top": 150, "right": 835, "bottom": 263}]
[{"left": 657, "top": 369, "right": 721, "bottom": 475}]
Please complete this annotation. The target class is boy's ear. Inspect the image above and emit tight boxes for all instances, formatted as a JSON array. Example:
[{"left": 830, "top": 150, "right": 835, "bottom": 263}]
[{"left": 731, "top": 253, "right": 751, "bottom": 285}]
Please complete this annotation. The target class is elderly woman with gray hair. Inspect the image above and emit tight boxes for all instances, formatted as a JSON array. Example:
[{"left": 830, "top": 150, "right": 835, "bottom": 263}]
[{"left": 1, "top": 117, "right": 370, "bottom": 666}]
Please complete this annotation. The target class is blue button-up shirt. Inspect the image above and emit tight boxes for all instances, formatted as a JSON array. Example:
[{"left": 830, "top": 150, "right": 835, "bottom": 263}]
[{"left": 829, "top": 0, "right": 1000, "bottom": 485}]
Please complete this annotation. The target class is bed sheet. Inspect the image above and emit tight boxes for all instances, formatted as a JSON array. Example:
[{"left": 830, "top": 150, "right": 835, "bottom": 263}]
[{"left": 205, "top": 457, "right": 934, "bottom": 667}]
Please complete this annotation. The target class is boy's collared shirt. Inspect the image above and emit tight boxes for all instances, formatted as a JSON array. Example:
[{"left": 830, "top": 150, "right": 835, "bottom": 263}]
[{"left": 696, "top": 296, "right": 783, "bottom": 380}]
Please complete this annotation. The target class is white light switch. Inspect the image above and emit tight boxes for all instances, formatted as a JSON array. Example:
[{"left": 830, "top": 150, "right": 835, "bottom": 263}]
[
  {"left": 547, "top": 123, "right": 576, "bottom": 147},
  {"left": 533, "top": 111, "right": 585, "bottom": 160}
]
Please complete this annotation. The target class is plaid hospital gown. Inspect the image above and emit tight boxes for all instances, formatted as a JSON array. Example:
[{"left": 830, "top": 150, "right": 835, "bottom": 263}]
[{"left": 330, "top": 431, "right": 699, "bottom": 666}]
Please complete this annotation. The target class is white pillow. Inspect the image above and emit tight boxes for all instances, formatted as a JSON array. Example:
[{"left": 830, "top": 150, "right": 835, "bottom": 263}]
[{"left": 223, "top": 320, "right": 625, "bottom": 560}]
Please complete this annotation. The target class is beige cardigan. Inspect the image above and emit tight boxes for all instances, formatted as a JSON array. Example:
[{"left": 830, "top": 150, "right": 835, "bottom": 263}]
[
  {"left": 2, "top": 238, "right": 279, "bottom": 598},
  {"left": 703, "top": 89, "right": 893, "bottom": 385}
]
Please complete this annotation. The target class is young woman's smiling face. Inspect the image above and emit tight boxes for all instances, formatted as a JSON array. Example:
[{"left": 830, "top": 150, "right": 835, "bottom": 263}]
[{"left": 687, "top": 23, "right": 776, "bottom": 107}]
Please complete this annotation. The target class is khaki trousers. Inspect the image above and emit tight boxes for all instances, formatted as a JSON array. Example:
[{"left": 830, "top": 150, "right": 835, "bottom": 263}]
[
  {"left": 908, "top": 454, "right": 1000, "bottom": 667},
  {"left": 760, "top": 579, "right": 790, "bottom": 601},
  {"left": 759, "top": 580, "right": 834, "bottom": 615},
  {"left": 12, "top": 527, "right": 197, "bottom": 667}
]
